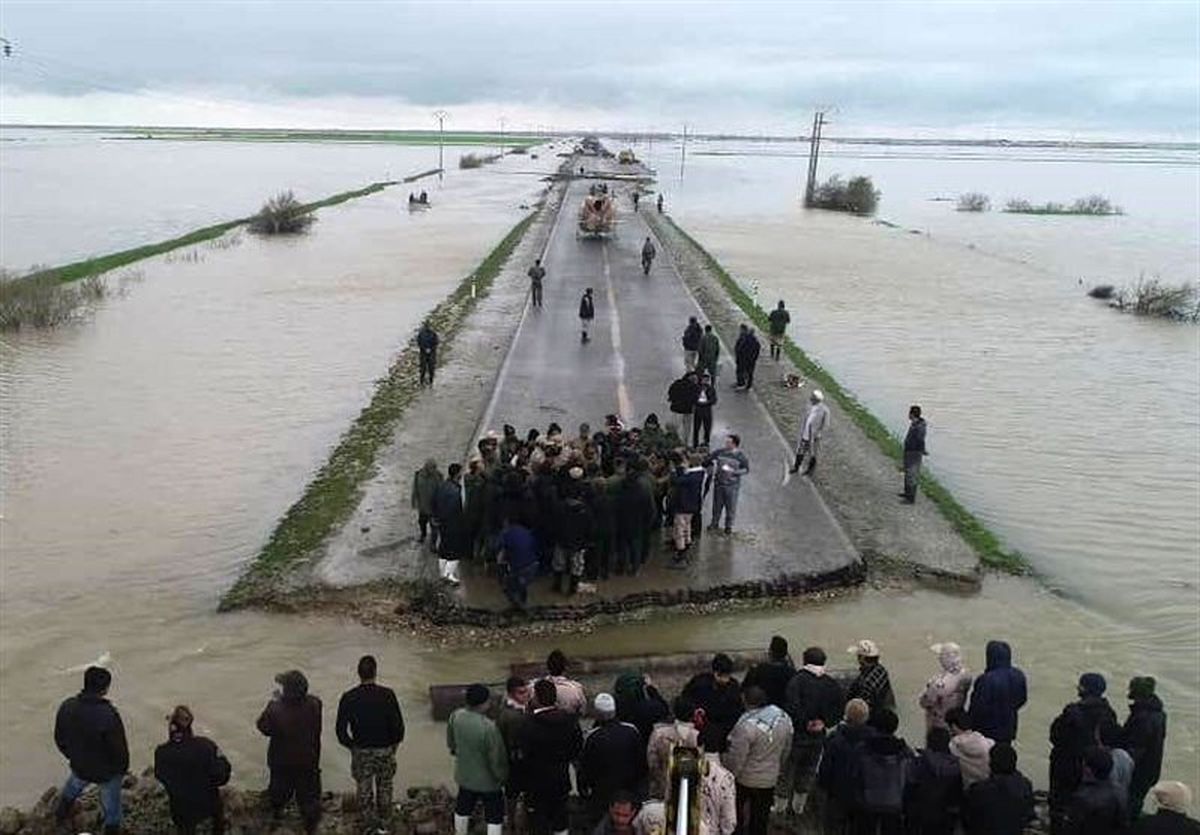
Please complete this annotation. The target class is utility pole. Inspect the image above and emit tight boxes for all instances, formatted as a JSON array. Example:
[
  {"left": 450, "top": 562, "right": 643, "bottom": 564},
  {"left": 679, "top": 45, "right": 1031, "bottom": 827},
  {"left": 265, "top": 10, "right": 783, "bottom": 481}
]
[
  {"left": 804, "top": 110, "right": 828, "bottom": 207},
  {"left": 498, "top": 116, "right": 506, "bottom": 155},
  {"left": 680, "top": 123, "right": 688, "bottom": 178},
  {"left": 432, "top": 110, "right": 449, "bottom": 173}
]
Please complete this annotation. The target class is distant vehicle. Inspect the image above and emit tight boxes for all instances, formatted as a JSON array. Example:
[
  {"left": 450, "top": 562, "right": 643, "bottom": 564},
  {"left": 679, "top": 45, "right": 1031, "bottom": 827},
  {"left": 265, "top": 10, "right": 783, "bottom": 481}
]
[
  {"left": 578, "top": 185, "right": 615, "bottom": 238},
  {"left": 618, "top": 149, "right": 637, "bottom": 164}
]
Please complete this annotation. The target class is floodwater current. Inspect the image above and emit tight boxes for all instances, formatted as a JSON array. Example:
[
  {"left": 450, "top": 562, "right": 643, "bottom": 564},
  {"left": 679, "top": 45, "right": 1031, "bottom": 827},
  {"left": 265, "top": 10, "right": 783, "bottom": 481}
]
[{"left": 1, "top": 133, "right": 1198, "bottom": 805}]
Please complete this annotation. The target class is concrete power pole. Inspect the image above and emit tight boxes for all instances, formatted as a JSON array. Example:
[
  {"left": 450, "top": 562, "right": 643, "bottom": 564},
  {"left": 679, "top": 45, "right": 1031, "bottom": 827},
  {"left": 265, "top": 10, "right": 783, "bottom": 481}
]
[
  {"left": 433, "top": 109, "right": 449, "bottom": 173},
  {"left": 804, "top": 110, "right": 828, "bottom": 207}
]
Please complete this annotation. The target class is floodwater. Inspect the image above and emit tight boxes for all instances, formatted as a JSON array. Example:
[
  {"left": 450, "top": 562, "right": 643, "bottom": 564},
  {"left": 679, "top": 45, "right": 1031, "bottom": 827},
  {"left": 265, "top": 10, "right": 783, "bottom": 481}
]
[{"left": 1, "top": 133, "right": 1198, "bottom": 805}]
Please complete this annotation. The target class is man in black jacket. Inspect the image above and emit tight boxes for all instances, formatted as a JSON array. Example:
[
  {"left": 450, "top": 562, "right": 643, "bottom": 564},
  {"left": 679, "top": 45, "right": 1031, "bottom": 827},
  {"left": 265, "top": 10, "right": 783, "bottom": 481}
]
[
  {"left": 519, "top": 679, "right": 583, "bottom": 835},
  {"left": 692, "top": 372, "right": 718, "bottom": 448},
  {"left": 54, "top": 666, "right": 129, "bottom": 835},
  {"left": 1062, "top": 747, "right": 1127, "bottom": 835},
  {"left": 902, "top": 405, "right": 928, "bottom": 503},
  {"left": 964, "top": 743, "right": 1035, "bottom": 835},
  {"left": 1050, "top": 672, "right": 1121, "bottom": 833},
  {"left": 681, "top": 653, "right": 743, "bottom": 753},
  {"left": 579, "top": 693, "right": 646, "bottom": 824},
  {"left": 1124, "top": 676, "right": 1167, "bottom": 818},
  {"left": 818, "top": 698, "right": 875, "bottom": 834},
  {"left": 734, "top": 325, "right": 762, "bottom": 390},
  {"left": 257, "top": 669, "right": 323, "bottom": 835},
  {"left": 784, "top": 646, "right": 846, "bottom": 815},
  {"left": 154, "top": 705, "right": 232, "bottom": 835},
  {"left": 579, "top": 288, "right": 596, "bottom": 344},
  {"left": 682, "top": 317, "right": 703, "bottom": 370},
  {"left": 417, "top": 320, "right": 439, "bottom": 386},
  {"left": 434, "top": 463, "right": 467, "bottom": 585},
  {"left": 854, "top": 709, "right": 913, "bottom": 835},
  {"left": 667, "top": 372, "right": 700, "bottom": 445},
  {"left": 336, "top": 655, "right": 406, "bottom": 831}
]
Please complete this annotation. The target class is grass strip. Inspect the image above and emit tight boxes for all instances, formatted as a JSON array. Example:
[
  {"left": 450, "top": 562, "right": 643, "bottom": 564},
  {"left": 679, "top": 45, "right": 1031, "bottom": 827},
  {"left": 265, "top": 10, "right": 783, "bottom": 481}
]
[
  {"left": 18, "top": 181, "right": 399, "bottom": 287},
  {"left": 656, "top": 214, "right": 1028, "bottom": 574},
  {"left": 219, "top": 211, "right": 538, "bottom": 610}
]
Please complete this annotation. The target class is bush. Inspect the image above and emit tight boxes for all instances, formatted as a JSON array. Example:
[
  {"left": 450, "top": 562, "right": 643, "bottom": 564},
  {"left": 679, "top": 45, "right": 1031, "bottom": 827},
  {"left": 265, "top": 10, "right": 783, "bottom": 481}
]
[
  {"left": 1088, "top": 284, "right": 1115, "bottom": 300},
  {"left": 0, "top": 270, "right": 108, "bottom": 331},
  {"left": 957, "top": 192, "right": 990, "bottom": 212},
  {"left": 1113, "top": 278, "right": 1198, "bottom": 321},
  {"left": 459, "top": 153, "right": 484, "bottom": 169},
  {"left": 1004, "top": 195, "right": 1122, "bottom": 216},
  {"left": 248, "top": 191, "right": 314, "bottom": 235},
  {"left": 811, "top": 175, "right": 880, "bottom": 215}
]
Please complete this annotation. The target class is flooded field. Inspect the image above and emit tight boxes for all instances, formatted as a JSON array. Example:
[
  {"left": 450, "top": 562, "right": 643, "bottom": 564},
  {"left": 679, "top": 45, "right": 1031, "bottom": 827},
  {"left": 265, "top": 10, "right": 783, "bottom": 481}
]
[{"left": 1, "top": 133, "right": 1197, "bottom": 804}]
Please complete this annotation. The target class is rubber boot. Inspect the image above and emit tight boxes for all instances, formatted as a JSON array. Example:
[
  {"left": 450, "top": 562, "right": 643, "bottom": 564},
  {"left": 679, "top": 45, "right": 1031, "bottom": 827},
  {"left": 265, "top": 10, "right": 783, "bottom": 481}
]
[
  {"left": 487, "top": 824, "right": 503, "bottom": 835},
  {"left": 454, "top": 813, "right": 470, "bottom": 835}
]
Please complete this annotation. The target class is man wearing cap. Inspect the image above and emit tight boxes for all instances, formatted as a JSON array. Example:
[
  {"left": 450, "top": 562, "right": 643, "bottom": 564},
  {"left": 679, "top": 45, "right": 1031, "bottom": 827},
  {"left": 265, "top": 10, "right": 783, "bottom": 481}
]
[
  {"left": 448, "top": 684, "right": 508, "bottom": 835},
  {"left": 1132, "top": 781, "right": 1199, "bottom": 833},
  {"left": 846, "top": 639, "right": 897, "bottom": 718},
  {"left": 790, "top": 389, "right": 830, "bottom": 476},
  {"left": 1050, "top": 673, "right": 1121, "bottom": 832},
  {"left": 580, "top": 693, "right": 646, "bottom": 824},
  {"left": 53, "top": 666, "right": 129, "bottom": 835},
  {"left": 257, "top": 670, "right": 323, "bottom": 835},
  {"left": 579, "top": 287, "right": 596, "bottom": 344},
  {"left": 154, "top": 705, "right": 232, "bottom": 835},
  {"left": 902, "top": 404, "right": 928, "bottom": 503},
  {"left": 693, "top": 372, "right": 718, "bottom": 447},
  {"left": 336, "top": 655, "right": 406, "bottom": 832}
]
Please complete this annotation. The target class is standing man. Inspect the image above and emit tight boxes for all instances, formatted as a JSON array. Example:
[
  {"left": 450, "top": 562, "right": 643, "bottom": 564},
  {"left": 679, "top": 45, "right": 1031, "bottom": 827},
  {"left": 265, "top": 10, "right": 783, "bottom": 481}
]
[
  {"left": 497, "top": 677, "right": 532, "bottom": 828},
  {"left": 579, "top": 287, "right": 596, "bottom": 344},
  {"left": 723, "top": 686, "right": 794, "bottom": 835},
  {"left": 682, "top": 654, "right": 744, "bottom": 754},
  {"left": 682, "top": 316, "right": 703, "bottom": 370},
  {"left": 734, "top": 325, "right": 752, "bottom": 390},
  {"left": 967, "top": 640, "right": 1028, "bottom": 745},
  {"left": 579, "top": 693, "right": 646, "bottom": 824},
  {"left": 154, "top": 706, "right": 232, "bottom": 835},
  {"left": 669, "top": 454, "right": 706, "bottom": 564},
  {"left": 257, "top": 670, "right": 323, "bottom": 835},
  {"left": 336, "top": 655, "right": 406, "bottom": 833},
  {"left": 667, "top": 371, "right": 700, "bottom": 445},
  {"left": 705, "top": 434, "right": 749, "bottom": 536},
  {"left": 902, "top": 404, "right": 928, "bottom": 504},
  {"left": 434, "top": 463, "right": 466, "bottom": 585},
  {"left": 53, "top": 666, "right": 129, "bottom": 835},
  {"left": 698, "top": 324, "right": 721, "bottom": 380},
  {"left": 767, "top": 301, "right": 790, "bottom": 361},
  {"left": 656, "top": 193, "right": 664, "bottom": 213},
  {"left": 1123, "top": 677, "right": 1167, "bottom": 819},
  {"left": 790, "top": 390, "right": 830, "bottom": 476},
  {"left": 519, "top": 679, "right": 583, "bottom": 835},
  {"left": 411, "top": 459, "right": 443, "bottom": 548},
  {"left": 846, "top": 639, "right": 897, "bottom": 718},
  {"left": 641, "top": 236, "right": 657, "bottom": 276},
  {"left": 783, "top": 647, "right": 846, "bottom": 816},
  {"left": 417, "top": 320, "right": 439, "bottom": 387},
  {"left": 737, "top": 327, "right": 762, "bottom": 390},
  {"left": 693, "top": 372, "right": 718, "bottom": 448},
  {"left": 497, "top": 514, "right": 539, "bottom": 611},
  {"left": 448, "top": 684, "right": 508, "bottom": 835},
  {"left": 528, "top": 258, "right": 546, "bottom": 308}
]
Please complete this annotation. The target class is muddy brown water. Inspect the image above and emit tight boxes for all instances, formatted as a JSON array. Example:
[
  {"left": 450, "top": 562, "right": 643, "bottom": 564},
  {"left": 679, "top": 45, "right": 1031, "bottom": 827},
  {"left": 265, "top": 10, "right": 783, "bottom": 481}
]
[{"left": 2, "top": 139, "right": 1198, "bottom": 805}]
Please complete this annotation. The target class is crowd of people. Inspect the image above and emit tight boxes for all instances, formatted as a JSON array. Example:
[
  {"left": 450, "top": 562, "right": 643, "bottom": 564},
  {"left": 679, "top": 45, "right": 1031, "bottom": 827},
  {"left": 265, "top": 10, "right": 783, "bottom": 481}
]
[
  {"left": 50, "top": 636, "right": 1191, "bottom": 835},
  {"left": 411, "top": 412, "right": 751, "bottom": 599}
]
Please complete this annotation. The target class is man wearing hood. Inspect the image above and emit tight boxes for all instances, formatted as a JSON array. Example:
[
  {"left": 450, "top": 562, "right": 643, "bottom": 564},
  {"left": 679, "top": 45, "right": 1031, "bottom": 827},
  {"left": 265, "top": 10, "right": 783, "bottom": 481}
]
[
  {"left": 257, "top": 670, "right": 323, "bottom": 834},
  {"left": 818, "top": 698, "right": 875, "bottom": 833},
  {"left": 723, "top": 686, "right": 793, "bottom": 835},
  {"left": 519, "top": 679, "right": 583, "bottom": 835},
  {"left": 783, "top": 646, "right": 846, "bottom": 816},
  {"left": 53, "top": 666, "right": 129, "bottom": 835},
  {"left": 791, "top": 390, "right": 830, "bottom": 476},
  {"left": 921, "top": 643, "right": 973, "bottom": 731},
  {"left": 964, "top": 743, "right": 1035, "bottom": 835},
  {"left": 967, "top": 640, "right": 1027, "bottom": 744},
  {"left": 154, "top": 705, "right": 232, "bottom": 835},
  {"left": 947, "top": 707, "right": 995, "bottom": 789},
  {"left": 733, "top": 324, "right": 762, "bottom": 391},
  {"left": 1124, "top": 676, "right": 1168, "bottom": 818},
  {"left": 411, "top": 459, "right": 443, "bottom": 548},
  {"left": 1049, "top": 672, "right": 1121, "bottom": 833},
  {"left": 853, "top": 708, "right": 912, "bottom": 834}
]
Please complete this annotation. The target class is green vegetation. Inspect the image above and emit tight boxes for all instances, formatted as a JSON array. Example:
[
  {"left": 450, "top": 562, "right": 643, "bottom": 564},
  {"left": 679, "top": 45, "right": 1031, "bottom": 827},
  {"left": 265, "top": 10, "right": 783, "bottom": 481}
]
[
  {"left": 1088, "top": 284, "right": 1116, "bottom": 300},
  {"left": 459, "top": 153, "right": 485, "bottom": 169},
  {"left": 657, "top": 215, "right": 1028, "bottom": 574},
  {"left": 0, "top": 270, "right": 115, "bottom": 331},
  {"left": 109, "top": 127, "right": 541, "bottom": 147},
  {"left": 810, "top": 175, "right": 880, "bottom": 215},
  {"left": 1004, "top": 195, "right": 1123, "bottom": 215},
  {"left": 248, "top": 190, "right": 315, "bottom": 235},
  {"left": 956, "top": 192, "right": 991, "bottom": 212},
  {"left": 220, "top": 210, "right": 539, "bottom": 610},
  {"left": 1112, "top": 278, "right": 1199, "bottom": 322}
]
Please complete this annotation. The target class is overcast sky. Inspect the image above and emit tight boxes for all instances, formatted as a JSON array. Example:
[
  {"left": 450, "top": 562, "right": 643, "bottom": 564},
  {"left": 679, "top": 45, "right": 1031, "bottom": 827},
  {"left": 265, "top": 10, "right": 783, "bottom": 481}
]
[{"left": 1, "top": 1, "right": 1197, "bottom": 139}]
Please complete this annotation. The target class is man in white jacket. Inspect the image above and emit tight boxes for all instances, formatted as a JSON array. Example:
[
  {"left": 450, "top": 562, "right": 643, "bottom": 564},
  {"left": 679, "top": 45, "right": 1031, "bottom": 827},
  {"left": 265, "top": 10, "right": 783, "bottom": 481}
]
[
  {"left": 722, "top": 686, "right": 793, "bottom": 835},
  {"left": 790, "top": 390, "right": 830, "bottom": 476}
]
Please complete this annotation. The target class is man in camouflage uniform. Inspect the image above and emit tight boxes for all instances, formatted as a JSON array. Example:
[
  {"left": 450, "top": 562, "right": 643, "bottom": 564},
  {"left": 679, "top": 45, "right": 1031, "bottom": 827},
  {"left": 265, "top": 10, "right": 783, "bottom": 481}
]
[{"left": 336, "top": 656, "right": 406, "bottom": 831}]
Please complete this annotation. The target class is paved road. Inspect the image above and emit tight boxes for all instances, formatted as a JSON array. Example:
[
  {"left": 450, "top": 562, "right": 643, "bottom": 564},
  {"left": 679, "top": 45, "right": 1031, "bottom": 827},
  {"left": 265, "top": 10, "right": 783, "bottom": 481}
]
[{"left": 458, "top": 160, "right": 858, "bottom": 609}]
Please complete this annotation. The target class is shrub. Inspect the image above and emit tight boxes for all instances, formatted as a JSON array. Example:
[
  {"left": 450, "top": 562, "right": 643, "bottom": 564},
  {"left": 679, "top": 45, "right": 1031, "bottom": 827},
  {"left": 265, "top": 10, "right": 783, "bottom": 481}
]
[
  {"left": 1113, "top": 278, "right": 1198, "bottom": 321},
  {"left": 0, "top": 270, "right": 109, "bottom": 330},
  {"left": 1004, "top": 195, "right": 1122, "bottom": 216},
  {"left": 957, "top": 192, "right": 990, "bottom": 212},
  {"left": 459, "top": 153, "right": 484, "bottom": 169},
  {"left": 1087, "top": 284, "right": 1115, "bottom": 300},
  {"left": 811, "top": 175, "right": 880, "bottom": 215},
  {"left": 248, "top": 191, "right": 314, "bottom": 235}
]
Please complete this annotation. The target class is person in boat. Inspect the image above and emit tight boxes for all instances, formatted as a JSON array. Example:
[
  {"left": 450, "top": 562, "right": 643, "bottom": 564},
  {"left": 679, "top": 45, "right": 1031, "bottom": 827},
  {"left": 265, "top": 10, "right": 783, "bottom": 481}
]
[
  {"left": 420, "top": 190, "right": 428, "bottom": 204},
  {"left": 409, "top": 193, "right": 416, "bottom": 203}
]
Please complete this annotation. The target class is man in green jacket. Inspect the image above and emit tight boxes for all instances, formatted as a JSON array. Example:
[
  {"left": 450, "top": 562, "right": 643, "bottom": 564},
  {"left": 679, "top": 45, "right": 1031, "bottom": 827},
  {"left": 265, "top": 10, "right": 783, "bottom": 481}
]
[
  {"left": 698, "top": 324, "right": 721, "bottom": 381},
  {"left": 448, "top": 684, "right": 508, "bottom": 835},
  {"left": 411, "top": 459, "right": 443, "bottom": 548}
]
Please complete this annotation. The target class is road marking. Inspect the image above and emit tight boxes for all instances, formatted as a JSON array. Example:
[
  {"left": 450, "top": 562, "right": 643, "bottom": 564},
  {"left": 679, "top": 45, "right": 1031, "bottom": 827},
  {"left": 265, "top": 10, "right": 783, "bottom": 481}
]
[
  {"left": 602, "top": 244, "right": 633, "bottom": 419},
  {"left": 472, "top": 185, "right": 567, "bottom": 452}
]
